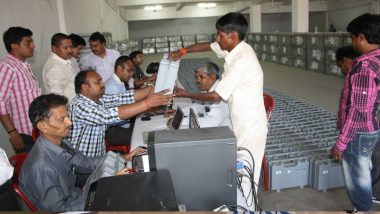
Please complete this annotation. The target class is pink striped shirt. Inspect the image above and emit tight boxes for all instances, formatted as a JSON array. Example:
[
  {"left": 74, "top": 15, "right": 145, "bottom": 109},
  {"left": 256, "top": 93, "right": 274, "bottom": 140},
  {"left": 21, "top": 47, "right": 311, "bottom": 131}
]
[
  {"left": 0, "top": 54, "right": 41, "bottom": 135},
  {"left": 334, "top": 49, "right": 380, "bottom": 153}
]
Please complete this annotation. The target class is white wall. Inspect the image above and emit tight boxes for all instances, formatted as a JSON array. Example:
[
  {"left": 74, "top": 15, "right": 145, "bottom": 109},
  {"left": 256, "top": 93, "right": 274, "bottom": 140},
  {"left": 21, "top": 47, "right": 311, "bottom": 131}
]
[
  {"left": 63, "top": 0, "right": 127, "bottom": 41},
  {"left": 0, "top": 0, "right": 61, "bottom": 156},
  {"left": 328, "top": 0, "right": 371, "bottom": 32}
]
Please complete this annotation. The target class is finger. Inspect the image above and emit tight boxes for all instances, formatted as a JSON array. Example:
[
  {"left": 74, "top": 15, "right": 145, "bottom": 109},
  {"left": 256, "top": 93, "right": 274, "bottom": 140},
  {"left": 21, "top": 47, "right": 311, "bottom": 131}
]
[{"left": 158, "top": 89, "right": 170, "bottom": 94}]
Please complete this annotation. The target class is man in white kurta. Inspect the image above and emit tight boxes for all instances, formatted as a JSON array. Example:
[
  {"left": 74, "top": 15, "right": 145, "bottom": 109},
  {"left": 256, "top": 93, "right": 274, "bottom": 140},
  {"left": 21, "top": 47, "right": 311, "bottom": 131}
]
[
  {"left": 169, "top": 12, "right": 267, "bottom": 210},
  {"left": 43, "top": 33, "right": 76, "bottom": 102}
]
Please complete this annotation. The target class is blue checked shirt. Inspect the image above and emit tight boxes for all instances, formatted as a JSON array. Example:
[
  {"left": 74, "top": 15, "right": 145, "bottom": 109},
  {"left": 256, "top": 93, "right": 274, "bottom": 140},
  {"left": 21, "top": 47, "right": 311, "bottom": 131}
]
[{"left": 67, "top": 91, "right": 135, "bottom": 157}]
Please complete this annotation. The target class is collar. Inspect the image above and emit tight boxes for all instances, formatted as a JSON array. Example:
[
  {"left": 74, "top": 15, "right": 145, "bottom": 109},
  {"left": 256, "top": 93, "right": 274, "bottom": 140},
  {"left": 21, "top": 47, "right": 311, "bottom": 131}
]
[
  {"left": 208, "top": 80, "right": 220, "bottom": 92},
  {"left": 38, "top": 136, "right": 66, "bottom": 156},
  {"left": 7, "top": 54, "right": 29, "bottom": 64},
  {"left": 112, "top": 73, "right": 123, "bottom": 84},
  {"left": 224, "top": 41, "right": 246, "bottom": 65},
  {"left": 78, "top": 93, "right": 103, "bottom": 105},
  {"left": 51, "top": 53, "right": 71, "bottom": 65},
  {"left": 353, "top": 49, "right": 380, "bottom": 64}
]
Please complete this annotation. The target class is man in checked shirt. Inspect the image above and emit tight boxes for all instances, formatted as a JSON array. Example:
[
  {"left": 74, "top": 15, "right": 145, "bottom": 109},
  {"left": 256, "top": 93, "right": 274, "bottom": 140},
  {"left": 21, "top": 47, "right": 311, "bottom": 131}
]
[
  {"left": 330, "top": 13, "right": 380, "bottom": 211},
  {"left": 0, "top": 27, "right": 41, "bottom": 153}
]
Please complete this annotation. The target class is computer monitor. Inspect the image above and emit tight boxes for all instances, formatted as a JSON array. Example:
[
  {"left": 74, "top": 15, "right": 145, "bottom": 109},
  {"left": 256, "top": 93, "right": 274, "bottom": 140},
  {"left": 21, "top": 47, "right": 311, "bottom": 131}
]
[
  {"left": 189, "top": 108, "right": 200, "bottom": 129},
  {"left": 170, "top": 107, "right": 184, "bottom": 129}
]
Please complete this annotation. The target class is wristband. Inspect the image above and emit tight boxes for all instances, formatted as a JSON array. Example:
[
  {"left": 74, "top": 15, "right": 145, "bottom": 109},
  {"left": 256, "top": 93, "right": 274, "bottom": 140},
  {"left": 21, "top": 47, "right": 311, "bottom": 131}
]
[
  {"left": 7, "top": 128, "right": 16, "bottom": 134},
  {"left": 144, "top": 99, "right": 150, "bottom": 109},
  {"left": 179, "top": 48, "right": 187, "bottom": 56}
]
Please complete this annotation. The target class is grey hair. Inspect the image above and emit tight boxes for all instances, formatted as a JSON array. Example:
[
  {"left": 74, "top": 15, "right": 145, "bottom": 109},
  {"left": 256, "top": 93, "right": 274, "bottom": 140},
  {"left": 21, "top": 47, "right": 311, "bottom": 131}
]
[{"left": 195, "top": 62, "right": 220, "bottom": 79}]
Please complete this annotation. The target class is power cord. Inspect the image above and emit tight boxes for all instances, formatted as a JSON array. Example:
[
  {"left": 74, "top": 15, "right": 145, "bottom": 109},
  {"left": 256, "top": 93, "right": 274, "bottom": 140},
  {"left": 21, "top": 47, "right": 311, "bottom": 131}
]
[{"left": 237, "top": 146, "right": 260, "bottom": 211}]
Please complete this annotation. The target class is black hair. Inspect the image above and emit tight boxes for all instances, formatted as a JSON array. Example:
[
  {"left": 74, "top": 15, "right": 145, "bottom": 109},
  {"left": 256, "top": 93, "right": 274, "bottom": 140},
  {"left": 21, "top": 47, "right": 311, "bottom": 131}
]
[
  {"left": 69, "top": 33, "right": 86, "bottom": 47},
  {"left": 215, "top": 12, "right": 248, "bottom": 41},
  {"left": 75, "top": 70, "right": 95, "bottom": 94},
  {"left": 146, "top": 62, "right": 160, "bottom": 74},
  {"left": 347, "top": 13, "right": 380, "bottom": 45},
  {"left": 336, "top": 46, "right": 360, "bottom": 62},
  {"left": 51, "top": 33, "right": 69, "bottom": 47},
  {"left": 29, "top": 94, "right": 68, "bottom": 127},
  {"left": 89, "top": 32, "right": 106, "bottom": 43},
  {"left": 130, "top": 50, "right": 143, "bottom": 59},
  {"left": 3, "top": 27, "right": 33, "bottom": 53},
  {"left": 114, "top": 55, "right": 133, "bottom": 71},
  {"left": 195, "top": 62, "right": 220, "bottom": 79}
]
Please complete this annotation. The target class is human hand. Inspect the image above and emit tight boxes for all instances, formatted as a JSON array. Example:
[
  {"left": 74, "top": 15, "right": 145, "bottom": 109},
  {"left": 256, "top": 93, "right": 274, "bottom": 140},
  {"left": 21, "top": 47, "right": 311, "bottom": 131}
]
[
  {"left": 116, "top": 166, "right": 133, "bottom": 175},
  {"left": 148, "top": 73, "right": 157, "bottom": 82},
  {"left": 168, "top": 50, "right": 182, "bottom": 61},
  {"left": 174, "top": 87, "right": 189, "bottom": 97},
  {"left": 9, "top": 131, "right": 25, "bottom": 150},
  {"left": 122, "top": 146, "right": 147, "bottom": 161},
  {"left": 146, "top": 89, "right": 173, "bottom": 108},
  {"left": 330, "top": 147, "right": 342, "bottom": 161}
]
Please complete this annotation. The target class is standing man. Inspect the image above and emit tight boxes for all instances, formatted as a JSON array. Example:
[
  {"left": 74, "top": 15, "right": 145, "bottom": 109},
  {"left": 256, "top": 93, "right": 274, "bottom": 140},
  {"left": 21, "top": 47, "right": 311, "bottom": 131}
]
[
  {"left": 68, "top": 33, "right": 86, "bottom": 73},
  {"left": 0, "top": 27, "right": 41, "bottom": 153},
  {"left": 43, "top": 33, "right": 76, "bottom": 102},
  {"left": 169, "top": 12, "right": 268, "bottom": 210},
  {"left": 82, "top": 32, "right": 119, "bottom": 83},
  {"left": 330, "top": 13, "right": 380, "bottom": 211},
  {"left": 130, "top": 51, "right": 157, "bottom": 88}
]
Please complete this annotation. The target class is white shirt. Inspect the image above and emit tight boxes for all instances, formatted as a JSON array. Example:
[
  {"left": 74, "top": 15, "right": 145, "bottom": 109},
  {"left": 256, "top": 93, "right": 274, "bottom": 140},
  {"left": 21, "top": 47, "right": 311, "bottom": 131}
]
[
  {"left": 181, "top": 80, "right": 232, "bottom": 129},
  {"left": 70, "top": 57, "right": 81, "bottom": 74},
  {"left": 82, "top": 49, "right": 120, "bottom": 83},
  {"left": 0, "top": 147, "right": 13, "bottom": 185},
  {"left": 43, "top": 53, "right": 76, "bottom": 102},
  {"left": 211, "top": 41, "right": 268, "bottom": 195}
]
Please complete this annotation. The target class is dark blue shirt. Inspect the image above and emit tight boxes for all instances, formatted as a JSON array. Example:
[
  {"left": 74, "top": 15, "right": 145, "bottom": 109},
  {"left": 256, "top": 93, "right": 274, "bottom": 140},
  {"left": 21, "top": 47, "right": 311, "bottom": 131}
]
[{"left": 19, "top": 136, "right": 101, "bottom": 211}]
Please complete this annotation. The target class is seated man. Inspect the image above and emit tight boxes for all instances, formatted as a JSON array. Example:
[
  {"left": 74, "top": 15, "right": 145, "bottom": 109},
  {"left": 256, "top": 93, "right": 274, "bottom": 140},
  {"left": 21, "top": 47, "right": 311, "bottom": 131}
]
[
  {"left": 104, "top": 56, "right": 135, "bottom": 145},
  {"left": 130, "top": 51, "right": 157, "bottom": 88},
  {"left": 19, "top": 94, "right": 144, "bottom": 211},
  {"left": 68, "top": 69, "right": 171, "bottom": 157},
  {"left": 174, "top": 62, "right": 232, "bottom": 128}
]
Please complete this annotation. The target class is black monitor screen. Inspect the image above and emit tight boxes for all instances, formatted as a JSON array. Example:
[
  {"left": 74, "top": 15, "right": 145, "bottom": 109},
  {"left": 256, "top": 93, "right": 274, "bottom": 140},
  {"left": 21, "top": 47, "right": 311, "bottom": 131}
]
[{"left": 171, "top": 107, "right": 184, "bottom": 129}]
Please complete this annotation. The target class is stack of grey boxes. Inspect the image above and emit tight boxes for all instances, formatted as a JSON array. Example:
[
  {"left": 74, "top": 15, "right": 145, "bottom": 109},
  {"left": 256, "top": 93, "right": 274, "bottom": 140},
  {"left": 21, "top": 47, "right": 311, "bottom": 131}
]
[
  {"left": 264, "top": 87, "right": 345, "bottom": 192},
  {"left": 248, "top": 32, "right": 352, "bottom": 78},
  {"left": 182, "top": 35, "right": 196, "bottom": 48},
  {"left": 307, "top": 33, "right": 325, "bottom": 73},
  {"left": 113, "top": 39, "right": 139, "bottom": 56},
  {"left": 196, "top": 34, "right": 211, "bottom": 43},
  {"left": 292, "top": 33, "right": 307, "bottom": 69},
  {"left": 155, "top": 36, "right": 169, "bottom": 53},
  {"left": 168, "top": 36, "right": 183, "bottom": 52},
  {"left": 142, "top": 37, "right": 156, "bottom": 54},
  {"left": 278, "top": 33, "right": 293, "bottom": 66}
]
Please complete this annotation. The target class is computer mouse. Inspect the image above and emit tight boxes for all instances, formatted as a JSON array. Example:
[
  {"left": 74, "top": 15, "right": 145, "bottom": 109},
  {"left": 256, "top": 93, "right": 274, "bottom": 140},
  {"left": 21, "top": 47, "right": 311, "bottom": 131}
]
[{"left": 141, "top": 115, "right": 151, "bottom": 121}]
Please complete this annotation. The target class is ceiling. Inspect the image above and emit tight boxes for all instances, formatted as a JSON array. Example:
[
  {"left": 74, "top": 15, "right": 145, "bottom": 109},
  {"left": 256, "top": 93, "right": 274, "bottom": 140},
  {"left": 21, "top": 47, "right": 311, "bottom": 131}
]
[{"left": 110, "top": 0, "right": 336, "bottom": 21}]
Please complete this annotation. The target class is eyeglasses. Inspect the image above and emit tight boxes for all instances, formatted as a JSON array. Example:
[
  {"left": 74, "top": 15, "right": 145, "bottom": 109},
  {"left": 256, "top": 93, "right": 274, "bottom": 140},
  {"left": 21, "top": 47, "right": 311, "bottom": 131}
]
[{"left": 121, "top": 66, "right": 134, "bottom": 73}]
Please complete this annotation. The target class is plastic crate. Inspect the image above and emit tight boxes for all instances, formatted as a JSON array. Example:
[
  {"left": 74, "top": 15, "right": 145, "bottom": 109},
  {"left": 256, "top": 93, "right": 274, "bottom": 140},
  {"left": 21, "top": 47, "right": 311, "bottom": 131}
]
[
  {"left": 254, "top": 34, "right": 262, "bottom": 43},
  {"left": 325, "top": 48, "right": 338, "bottom": 63},
  {"left": 156, "top": 42, "right": 168, "bottom": 48},
  {"left": 142, "top": 38, "right": 155, "bottom": 43},
  {"left": 325, "top": 63, "right": 344, "bottom": 78},
  {"left": 155, "top": 37, "right": 168, "bottom": 43},
  {"left": 196, "top": 34, "right": 210, "bottom": 43},
  {"left": 307, "top": 49, "right": 325, "bottom": 61},
  {"left": 269, "top": 44, "right": 278, "bottom": 54},
  {"left": 279, "top": 56, "right": 292, "bottom": 66},
  {"left": 292, "top": 34, "right": 307, "bottom": 46},
  {"left": 307, "top": 33, "right": 324, "bottom": 47},
  {"left": 261, "top": 53, "right": 269, "bottom": 61},
  {"left": 310, "top": 159, "right": 345, "bottom": 191},
  {"left": 269, "top": 34, "right": 278, "bottom": 44},
  {"left": 269, "top": 160, "right": 310, "bottom": 192},
  {"left": 324, "top": 33, "right": 343, "bottom": 48},
  {"left": 182, "top": 35, "right": 195, "bottom": 41},
  {"left": 142, "top": 43, "right": 155, "bottom": 48},
  {"left": 307, "top": 59, "right": 325, "bottom": 74},
  {"left": 156, "top": 47, "right": 169, "bottom": 53},
  {"left": 292, "top": 47, "right": 307, "bottom": 57},
  {"left": 293, "top": 57, "right": 307, "bottom": 69},
  {"left": 168, "top": 36, "right": 181, "bottom": 42},
  {"left": 278, "top": 45, "right": 292, "bottom": 56},
  {"left": 142, "top": 48, "right": 155, "bottom": 54},
  {"left": 278, "top": 34, "right": 292, "bottom": 45},
  {"left": 269, "top": 54, "right": 279, "bottom": 63}
]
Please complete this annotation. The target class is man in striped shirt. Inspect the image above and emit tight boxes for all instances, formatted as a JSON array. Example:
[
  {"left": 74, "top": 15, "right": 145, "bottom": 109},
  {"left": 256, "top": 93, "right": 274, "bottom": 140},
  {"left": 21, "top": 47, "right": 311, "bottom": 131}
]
[
  {"left": 330, "top": 13, "right": 380, "bottom": 211},
  {"left": 0, "top": 27, "right": 41, "bottom": 153}
]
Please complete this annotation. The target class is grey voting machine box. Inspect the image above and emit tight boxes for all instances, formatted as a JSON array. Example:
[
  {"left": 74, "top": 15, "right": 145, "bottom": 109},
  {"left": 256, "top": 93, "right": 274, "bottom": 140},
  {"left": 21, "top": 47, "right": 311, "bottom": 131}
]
[{"left": 147, "top": 126, "right": 237, "bottom": 211}]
